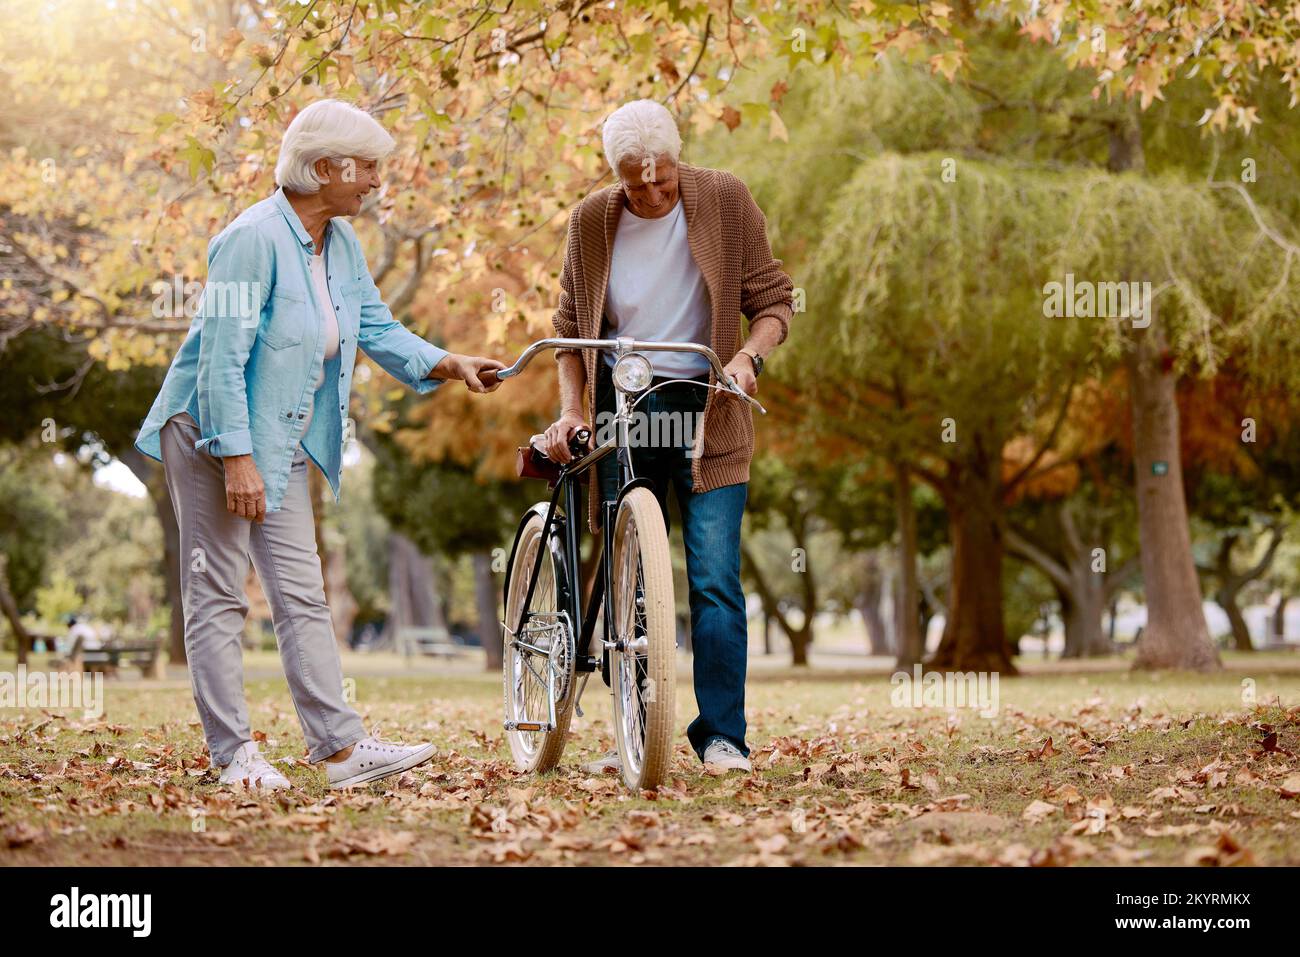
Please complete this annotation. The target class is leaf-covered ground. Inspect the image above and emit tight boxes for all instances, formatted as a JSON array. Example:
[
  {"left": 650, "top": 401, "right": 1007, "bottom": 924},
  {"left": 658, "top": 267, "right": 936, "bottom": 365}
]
[{"left": 2, "top": 651, "right": 1299, "bottom": 866}]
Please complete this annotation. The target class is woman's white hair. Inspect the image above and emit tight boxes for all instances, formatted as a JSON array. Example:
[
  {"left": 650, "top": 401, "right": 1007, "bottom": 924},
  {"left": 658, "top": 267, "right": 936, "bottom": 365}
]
[
  {"left": 275, "top": 99, "right": 395, "bottom": 194},
  {"left": 601, "top": 100, "right": 682, "bottom": 173}
]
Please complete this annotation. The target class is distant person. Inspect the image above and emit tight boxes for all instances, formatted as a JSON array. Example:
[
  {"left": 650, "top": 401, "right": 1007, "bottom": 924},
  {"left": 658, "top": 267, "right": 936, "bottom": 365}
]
[
  {"left": 66, "top": 614, "right": 104, "bottom": 652},
  {"left": 134, "top": 100, "right": 507, "bottom": 791}
]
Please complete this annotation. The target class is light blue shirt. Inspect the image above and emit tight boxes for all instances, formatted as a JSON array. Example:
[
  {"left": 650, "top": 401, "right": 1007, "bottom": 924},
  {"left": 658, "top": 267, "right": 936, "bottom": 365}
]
[{"left": 134, "top": 188, "right": 449, "bottom": 512}]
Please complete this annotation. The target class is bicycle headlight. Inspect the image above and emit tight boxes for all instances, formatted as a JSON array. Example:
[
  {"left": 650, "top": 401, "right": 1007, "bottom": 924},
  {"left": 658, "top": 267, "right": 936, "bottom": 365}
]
[{"left": 612, "top": 353, "right": 654, "bottom": 394}]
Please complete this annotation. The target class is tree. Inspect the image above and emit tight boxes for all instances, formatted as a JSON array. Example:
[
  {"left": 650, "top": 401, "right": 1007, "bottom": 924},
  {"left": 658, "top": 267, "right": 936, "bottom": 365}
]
[
  {"left": 369, "top": 408, "right": 534, "bottom": 669},
  {"left": 1181, "top": 372, "right": 1300, "bottom": 650},
  {"left": 1003, "top": 382, "right": 1140, "bottom": 658}
]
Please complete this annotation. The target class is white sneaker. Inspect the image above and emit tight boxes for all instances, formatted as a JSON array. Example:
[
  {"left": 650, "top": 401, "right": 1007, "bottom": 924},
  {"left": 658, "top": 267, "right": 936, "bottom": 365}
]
[
  {"left": 702, "top": 738, "right": 751, "bottom": 773},
  {"left": 218, "top": 741, "right": 291, "bottom": 791},
  {"left": 581, "top": 750, "right": 621, "bottom": 775},
  {"left": 325, "top": 736, "right": 436, "bottom": 789}
]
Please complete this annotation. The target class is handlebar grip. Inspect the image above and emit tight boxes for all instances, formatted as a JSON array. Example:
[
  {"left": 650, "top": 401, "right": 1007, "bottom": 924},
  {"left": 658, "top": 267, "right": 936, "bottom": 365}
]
[{"left": 570, "top": 428, "right": 591, "bottom": 457}]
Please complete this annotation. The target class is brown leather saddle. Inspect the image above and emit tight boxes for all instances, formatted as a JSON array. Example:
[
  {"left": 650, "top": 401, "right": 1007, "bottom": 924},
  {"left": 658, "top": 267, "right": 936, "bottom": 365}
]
[{"left": 516, "top": 435, "right": 562, "bottom": 485}]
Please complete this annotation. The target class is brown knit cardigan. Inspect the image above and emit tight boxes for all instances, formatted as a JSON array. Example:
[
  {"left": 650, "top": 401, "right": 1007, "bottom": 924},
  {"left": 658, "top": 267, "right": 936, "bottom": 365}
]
[{"left": 550, "top": 163, "right": 795, "bottom": 531}]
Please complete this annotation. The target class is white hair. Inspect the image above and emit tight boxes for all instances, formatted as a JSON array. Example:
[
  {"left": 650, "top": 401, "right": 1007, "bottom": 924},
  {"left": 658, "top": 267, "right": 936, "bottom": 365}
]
[
  {"left": 601, "top": 100, "right": 682, "bottom": 173},
  {"left": 274, "top": 100, "right": 395, "bottom": 194}
]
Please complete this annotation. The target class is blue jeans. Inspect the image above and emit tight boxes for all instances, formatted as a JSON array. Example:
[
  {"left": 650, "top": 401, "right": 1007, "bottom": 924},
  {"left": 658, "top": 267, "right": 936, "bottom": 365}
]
[{"left": 595, "top": 366, "right": 750, "bottom": 759}]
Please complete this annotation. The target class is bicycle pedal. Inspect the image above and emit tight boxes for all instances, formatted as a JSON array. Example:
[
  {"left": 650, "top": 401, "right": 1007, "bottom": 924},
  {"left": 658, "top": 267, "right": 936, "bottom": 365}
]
[{"left": 504, "top": 720, "right": 554, "bottom": 733}]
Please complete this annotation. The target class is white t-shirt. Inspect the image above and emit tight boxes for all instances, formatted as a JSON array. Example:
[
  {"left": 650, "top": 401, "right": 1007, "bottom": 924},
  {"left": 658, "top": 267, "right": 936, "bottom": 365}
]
[
  {"left": 68, "top": 621, "right": 103, "bottom": 651},
  {"left": 603, "top": 199, "right": 711, "bottom": 378},
  {"left": 301, "top": 252, "right": 341, "bottom": 433}
]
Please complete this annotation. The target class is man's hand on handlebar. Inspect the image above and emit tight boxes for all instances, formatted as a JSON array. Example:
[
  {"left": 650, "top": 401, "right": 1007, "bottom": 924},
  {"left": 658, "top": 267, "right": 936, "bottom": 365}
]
[
  {"left": 722, "top": 355, "right": 758, "bottom": 397},
  {"left": 542, "top": 410, "right": 592, "bottom": 464}
]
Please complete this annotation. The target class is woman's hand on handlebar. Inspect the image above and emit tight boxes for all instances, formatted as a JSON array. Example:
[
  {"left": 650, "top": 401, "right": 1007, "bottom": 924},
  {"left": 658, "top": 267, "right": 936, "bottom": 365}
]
[
  {"left": 431, "top": 353, "right": 507, "bottom": 393},
  {"left": 542, "top": 411, "right": 591, "bottom": 464}
]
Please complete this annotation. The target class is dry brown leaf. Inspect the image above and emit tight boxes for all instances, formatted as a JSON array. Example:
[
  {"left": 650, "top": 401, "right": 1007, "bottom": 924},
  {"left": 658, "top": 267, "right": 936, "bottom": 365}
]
[{"left": 1022, "top": 800, "right": 1059, "bottom": 823}]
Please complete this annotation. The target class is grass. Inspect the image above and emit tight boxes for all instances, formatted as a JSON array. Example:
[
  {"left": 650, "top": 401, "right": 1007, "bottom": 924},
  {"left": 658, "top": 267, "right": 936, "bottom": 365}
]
[{"left": 1, "top": 649, "right": 1298, "bottom": 866}]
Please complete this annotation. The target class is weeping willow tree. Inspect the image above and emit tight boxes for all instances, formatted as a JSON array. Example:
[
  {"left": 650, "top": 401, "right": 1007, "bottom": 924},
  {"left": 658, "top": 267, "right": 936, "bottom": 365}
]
[{"left": 701, "top": 51, "right": 1300, "bottom": 673}]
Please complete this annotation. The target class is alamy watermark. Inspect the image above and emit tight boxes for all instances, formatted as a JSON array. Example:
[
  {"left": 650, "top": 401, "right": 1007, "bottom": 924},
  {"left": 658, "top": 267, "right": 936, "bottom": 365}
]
[
  {"left": 890, "top": 664, "right": 1000, "bottom": 718},
  {"left": 152, "top": 275, "right": 263, "bottom": 328},
  {"left": 1042, "top": 273, "right": 1151, "bottom": 328},
  {"left": 1, "top": 666, "right": 104, "bottom": 719},
  {"left": 49, "top": 887, "right": 151, "bottom": 937},
  {"left": 593, "top": 409, "right": 703, "bottom": 456}
]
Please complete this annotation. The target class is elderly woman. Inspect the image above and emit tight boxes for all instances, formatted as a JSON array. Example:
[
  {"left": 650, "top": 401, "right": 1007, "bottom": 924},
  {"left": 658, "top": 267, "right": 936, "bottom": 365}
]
[
  {"left": 134, "top": 100, "right": 503, "bottom": 790},
  {"left": 542, "top": 100, "right": 794, "bottom": 774}
]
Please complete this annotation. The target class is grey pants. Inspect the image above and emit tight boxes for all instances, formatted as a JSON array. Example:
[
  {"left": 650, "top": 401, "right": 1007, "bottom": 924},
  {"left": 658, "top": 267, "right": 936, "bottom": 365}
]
[{"left": 160, "top": 413, "right": 366, "bottom": 766}]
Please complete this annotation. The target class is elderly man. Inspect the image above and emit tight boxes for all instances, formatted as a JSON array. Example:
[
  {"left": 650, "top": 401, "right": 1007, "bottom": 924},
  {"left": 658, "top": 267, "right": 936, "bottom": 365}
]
[
  {"left": 135, "top": 100, "right": 504, "bottom": 790},
  {"left": 542, "top": 100, "right": 794, "bottom": 773}
]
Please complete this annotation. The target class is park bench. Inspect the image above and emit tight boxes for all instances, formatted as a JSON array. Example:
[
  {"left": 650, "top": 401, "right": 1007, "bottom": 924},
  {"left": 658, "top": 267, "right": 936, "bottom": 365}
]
[
  {"left": 66, "top": 633, "right": 165, "bottom": 678},
  {"left": 395, "top": 626, "right": 467, "bottom": 660}
]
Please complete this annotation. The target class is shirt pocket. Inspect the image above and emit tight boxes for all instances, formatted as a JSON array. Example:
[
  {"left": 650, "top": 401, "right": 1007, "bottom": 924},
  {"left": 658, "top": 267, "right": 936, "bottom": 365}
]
[
  {"left": 339, "top": 277, "right": 367, "bottom": 307},
  {"left": 259, "top": 290, "right": 308, "bottom": 350},
  {"left": 332, "top": 279, "right": 365, "bottom": 337}
]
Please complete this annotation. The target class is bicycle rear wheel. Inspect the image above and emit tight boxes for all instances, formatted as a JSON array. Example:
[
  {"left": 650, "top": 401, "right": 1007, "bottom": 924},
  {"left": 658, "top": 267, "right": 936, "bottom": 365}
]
[
  {"left": 502, "top": 508, "right": 574, "bottom": 773},
  {"left": 609, "top": 487, "right": 676, "bottom": 790}
]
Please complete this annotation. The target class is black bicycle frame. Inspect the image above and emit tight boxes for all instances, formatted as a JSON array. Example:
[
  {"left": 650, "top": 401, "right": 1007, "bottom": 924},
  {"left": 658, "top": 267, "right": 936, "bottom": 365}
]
[{"left": 511, "top": 437, "right": 628, "bottom": 676}]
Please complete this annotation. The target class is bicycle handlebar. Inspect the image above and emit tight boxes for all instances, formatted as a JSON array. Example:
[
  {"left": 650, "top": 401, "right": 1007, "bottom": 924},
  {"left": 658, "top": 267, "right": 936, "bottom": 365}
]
[{"left": 493, "top": 338, "right": 766, "bottom": 414}]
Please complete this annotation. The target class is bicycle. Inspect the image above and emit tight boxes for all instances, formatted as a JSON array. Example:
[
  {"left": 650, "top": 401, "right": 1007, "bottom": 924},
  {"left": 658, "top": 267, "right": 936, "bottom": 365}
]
[{"left": 494, "top": 337, "right": 766, "bottom": 790}]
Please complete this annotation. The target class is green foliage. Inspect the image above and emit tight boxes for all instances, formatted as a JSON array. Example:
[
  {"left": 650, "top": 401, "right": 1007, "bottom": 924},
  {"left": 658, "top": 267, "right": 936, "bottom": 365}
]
[
  {"left": 34, "top": 570, "right": 81, "bottom": 626},
  {"left": 0, "top": 448, "right": 68, "bottom": 608},
  {"left": 333, "top": 453, "right": 395, "bottom": 622},
  {"left": 370, "top": 424, "right": 533, "bottom": 560}
]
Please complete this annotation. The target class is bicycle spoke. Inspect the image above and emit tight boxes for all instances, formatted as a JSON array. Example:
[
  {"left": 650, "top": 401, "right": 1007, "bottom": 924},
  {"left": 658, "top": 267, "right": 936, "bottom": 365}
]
[
  {"left": 613, "top": 514, "right": 652, "bottom": 776},
  {"left": 508, "top": 534, "right": 559, "bottom": 755}
]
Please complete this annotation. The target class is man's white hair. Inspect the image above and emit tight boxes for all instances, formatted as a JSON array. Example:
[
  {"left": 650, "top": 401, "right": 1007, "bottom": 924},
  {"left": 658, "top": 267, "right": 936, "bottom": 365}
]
[
  {"left": 602, "top": 100, "right": 682, "bottom": 173},
  {"left": 275, "top": 99, "right": 395, "bottom": 194}
]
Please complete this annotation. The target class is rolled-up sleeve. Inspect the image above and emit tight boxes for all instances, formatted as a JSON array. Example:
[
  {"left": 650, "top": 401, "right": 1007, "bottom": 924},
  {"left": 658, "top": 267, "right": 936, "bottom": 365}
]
[
  {"left": 195, "top": 227, "right": 271, "bottom": 457},
  {"left": 353, "top": 249, "right": 449, "bottom": 395},
  {"left": 737, "top": 181, "right": 794, "bottom": 344},
  {"left": 551, "top": 207, "right": 582, "bottom": 360}
]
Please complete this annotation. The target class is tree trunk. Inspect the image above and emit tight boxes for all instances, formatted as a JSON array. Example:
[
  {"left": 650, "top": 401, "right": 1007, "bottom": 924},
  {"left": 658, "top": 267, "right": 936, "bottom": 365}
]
[
  {"left": 930, "top": 449, "right": 1015, "bottom": 674},
  {"left": 307, "top": 466, "right": 357, "bottom": 649},
  {"left": 1059, "top": 577, "right": 1108, "bottom": 658},
  {"left": 1125, "top": 320, "right": 1220, "bottom": 671},
  {"left": 1216, "top": 583, "right": 1252, "bottom": 652},
  {"left": 1275, "top": 594, "right": 1290, "bottom": 641},
  {"left": 918, "top": 593, "right": 935, "bottom": 656},
  {"left": 383, "top": 533, "right": 445, "bottom": 652},
  {"left": 323, "top": 531, "right": 357, "bottom": 651},
  {"left": 893, "top": 461, "right": 923, "bottom": 669},
  {"left": 788, "top": 624, "right": 812, "bottom": 666},
  {"left": 1207, "top": 527, "right": 1283, "bottom": 653},
  {"left": 153, "top": 482, "right": 186, "bottom": 665},
  {"left": 118, "top": 445, "right": 185, "bottom": 665},
  {"left": 1106, "top": 108, "right": 1218, "bottom": 672},
  {"left": 0, "top": 554, "right": 33, "bottom": 664},
  {"left": 859, "top": 549, "right": 891, "bottom": 655},
  {"left": 474, "top": 551, "right": 501, "bottom": 670},
  {"left": 741, "top": 543, "right": 813, "bottom": 667},
  {"left": 1008, "top": 512, "right": 1113, "bottom": 660}
]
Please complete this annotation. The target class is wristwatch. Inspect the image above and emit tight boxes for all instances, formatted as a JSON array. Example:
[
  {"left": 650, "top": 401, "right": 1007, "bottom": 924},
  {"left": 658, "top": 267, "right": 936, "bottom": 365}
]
[{"left": 739, "top": 348, "right": 764, "bottom": 377}]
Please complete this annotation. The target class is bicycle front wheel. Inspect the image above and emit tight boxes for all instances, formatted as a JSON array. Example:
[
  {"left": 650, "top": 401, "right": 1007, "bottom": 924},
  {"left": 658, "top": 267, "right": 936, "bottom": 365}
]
[{"left": 609, "top": 487, "right": 676, "bottom": 791}]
